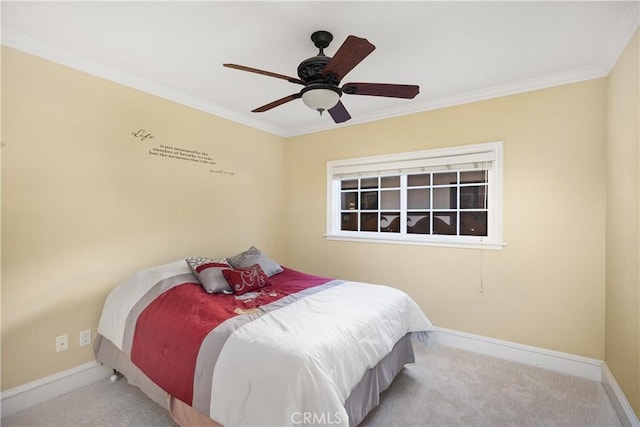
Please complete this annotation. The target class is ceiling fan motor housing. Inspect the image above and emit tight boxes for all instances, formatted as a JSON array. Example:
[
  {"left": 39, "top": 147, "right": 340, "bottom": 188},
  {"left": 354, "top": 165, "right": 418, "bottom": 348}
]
[
  {"left": 297, "top": 30, "right": 340, "bottom": 86},
  {"left": 297, "top": 55, "right": 333, "bottom": 83}
]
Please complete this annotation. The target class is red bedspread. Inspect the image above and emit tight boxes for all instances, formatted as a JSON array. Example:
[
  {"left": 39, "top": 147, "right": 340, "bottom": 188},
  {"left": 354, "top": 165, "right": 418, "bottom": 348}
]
[{"left": 130, "top": 267, "right": 331, "bottom": 405}]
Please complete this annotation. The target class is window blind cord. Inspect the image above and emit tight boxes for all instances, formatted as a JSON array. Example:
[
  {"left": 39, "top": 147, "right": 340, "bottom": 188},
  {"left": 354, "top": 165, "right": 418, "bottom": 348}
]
[
  {"left": 479, "top": 182, "right": 488, "bottom": 294},
  {"left": 480, "top": 236, "right": 484, "bottom": 293}
]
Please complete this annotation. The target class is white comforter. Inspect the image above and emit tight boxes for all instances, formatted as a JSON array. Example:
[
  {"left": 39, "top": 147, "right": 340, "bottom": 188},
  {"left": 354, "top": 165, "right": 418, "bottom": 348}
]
[
  {"left": 98, "top": 259, "right": 192, "bottom": 351},
  {"left": 211, "top": 281, "right": 432, "bottom": 426},
  {"left": 97, "top": 260, "right": 433, "bottom": 427}
]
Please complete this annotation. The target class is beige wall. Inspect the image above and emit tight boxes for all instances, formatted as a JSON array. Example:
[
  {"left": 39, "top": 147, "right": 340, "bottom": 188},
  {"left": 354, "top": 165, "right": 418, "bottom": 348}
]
[
  {"left": 2, "top": 33, "right": 637, "bottom": 417},
  {"left": 284, "top": 79, "right": 608, "bottom": 359},
  {"left": 605, "top": 30, "right": 640, "bottom": 417},
  {"left": 1, "top": 47, "right": 286, "bottom": 389}
]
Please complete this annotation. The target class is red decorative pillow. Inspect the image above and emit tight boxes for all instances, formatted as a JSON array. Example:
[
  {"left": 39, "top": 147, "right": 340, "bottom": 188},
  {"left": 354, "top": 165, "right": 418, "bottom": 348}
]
[{"left": 222, "top": 264, "right": 274, "bottom": 295}]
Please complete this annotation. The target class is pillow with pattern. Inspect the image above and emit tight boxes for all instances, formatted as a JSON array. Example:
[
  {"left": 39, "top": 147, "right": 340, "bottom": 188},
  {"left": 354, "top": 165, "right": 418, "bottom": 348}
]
[
  {"left": 222, "top": 264, "right": 275, "bottom": 296},
  {"left": 185, "top": 256, "right": 232, "bottom": 293},
  {"left": 227, "top": 246, "right": 283, "bottom": 277}
]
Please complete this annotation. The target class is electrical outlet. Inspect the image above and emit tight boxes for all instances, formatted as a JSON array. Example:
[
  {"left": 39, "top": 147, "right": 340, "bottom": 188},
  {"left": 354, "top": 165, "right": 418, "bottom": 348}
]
[
  {"left": 56, "top": 334, "right": 69, "bottom": 352},
  {"left": 79, "top": 329, "right": 92, "bottom": 347}
]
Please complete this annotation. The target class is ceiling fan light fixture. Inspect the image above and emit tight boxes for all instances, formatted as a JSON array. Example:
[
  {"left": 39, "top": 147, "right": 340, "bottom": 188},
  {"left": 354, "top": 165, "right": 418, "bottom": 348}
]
[{"left": 301, "top": 84, "right": 341, "bottom": 115}]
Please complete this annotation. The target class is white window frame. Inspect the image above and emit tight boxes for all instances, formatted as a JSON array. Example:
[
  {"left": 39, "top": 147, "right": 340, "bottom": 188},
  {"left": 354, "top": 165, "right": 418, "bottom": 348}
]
[{"left": 325, "top": 141, "right": 505, "bottom": 250}]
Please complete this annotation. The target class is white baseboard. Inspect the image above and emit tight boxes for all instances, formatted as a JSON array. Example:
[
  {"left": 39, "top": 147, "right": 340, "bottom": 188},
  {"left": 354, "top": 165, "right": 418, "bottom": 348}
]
[
  {"left": 602, "top": 363, "right": 640, "bottom": 427},
  {"left": 1, "top": 361, "right": 112, "bottom": 418},
  {"left": 434, "top": 327, "right": 640, "bottom": 425},
  {"left": 434, "top": 327, "right": 603, "bottom": 382},
  {"left": 2, "top": 329, "right": 637, "bottom": 425}
]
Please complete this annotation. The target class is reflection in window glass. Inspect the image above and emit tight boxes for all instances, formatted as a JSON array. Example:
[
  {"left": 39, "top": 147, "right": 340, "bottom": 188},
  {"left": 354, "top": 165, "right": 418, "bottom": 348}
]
[
  {"left": 408, "top": 174, "right": 430, "bottom": 187},
  {"left": 341, "top": 179, "right": 358, "bottom": 190},
  {"left": 460, "top": 186, "right": 487, "bottom": 209},
  {"left": 408, "top": 188, "right": 430, "bottom": 209},
  {"left": 407, "top": 213, "right": 430, "bottom": 234},
  {"left": 381, "top": 176, "right": 400, "bottom": 188},
  {"left": 360, "top": 192, "right": 378, "bottom": 210},
  {"left": 341, "top": 213, "right": 358, "bottom": 231},
  {"left": 380, "top": 190, "right": 400, "bottom": 210},
  {"left": 433, "top": 172, "right": 457, "bottom": 185},
  {"left": 361, "top": 178, "right": 378, "bottom": 189},
  {"left": 360, "top": 213, "right": 378, "bottom": 231},
  {"left": 433, "top": 212, "right": 457, "bottom": 235},
  {"left": 461, "top": 170, "right": 487, "bottom": 184},
  {"left": 380, "top": 214, "right": 400, "bottom": 233},
  {"left": 460, "top": 212, "right": 487, "bottom": 236},
  {"left": 433, "top": 187, "right": 457, "bottom": 209},
  {"left": 341, "top": 192, "right": 358, "bottom": 210}
]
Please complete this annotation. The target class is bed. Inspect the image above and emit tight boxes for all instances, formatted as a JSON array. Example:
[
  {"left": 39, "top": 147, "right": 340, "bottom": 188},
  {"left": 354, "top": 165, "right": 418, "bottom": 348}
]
[{"left": 95, "top": 248, "right": 434, "bottom": 426}]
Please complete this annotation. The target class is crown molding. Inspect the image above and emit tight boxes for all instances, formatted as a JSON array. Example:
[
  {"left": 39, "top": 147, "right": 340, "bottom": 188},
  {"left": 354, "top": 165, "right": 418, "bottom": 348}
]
[
  {"left": 3, "top": 4, "right": 639, "bottom": 139},
  {"left": 599, "top": 2, "right": 640, "bottom": 75},
  {"left": 283, "top": 63, "right": 606, "bottom": 137},
  {"left": 1, "top": 29, "right": 289, "bottom": 137}
]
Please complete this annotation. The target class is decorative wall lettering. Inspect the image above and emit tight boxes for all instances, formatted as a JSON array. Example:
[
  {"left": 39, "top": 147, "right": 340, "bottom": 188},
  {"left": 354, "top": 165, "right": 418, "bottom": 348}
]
[
  {"left": 131, "top": 129, "right": 235, "bottom": 177},
  {"left": 209, "top": 169, "right": 235, "bottom": 176},
  {"left": 148, "top": 144, "right": 217, "bottom": 166},
  {"left": 132, "top": 129, "right": 155, "bottom": 142}
]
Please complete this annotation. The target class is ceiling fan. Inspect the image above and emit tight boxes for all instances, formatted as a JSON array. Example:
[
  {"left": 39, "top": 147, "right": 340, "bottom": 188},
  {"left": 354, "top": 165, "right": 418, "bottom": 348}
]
[{"left": 223, "top": 30, "right": 420, "bottom": 124}]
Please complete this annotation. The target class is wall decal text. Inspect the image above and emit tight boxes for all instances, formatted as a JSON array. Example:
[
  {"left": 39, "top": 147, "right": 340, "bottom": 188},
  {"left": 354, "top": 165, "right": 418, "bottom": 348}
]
[
  {"left": 148, "top": 144, "right": 218, "bottom": 166},
  {"left": 132, "top": 129, "right": 155, "bottom": 142},
  {"left": 131, "top": 129, "right": 235, "bottom": 176}
]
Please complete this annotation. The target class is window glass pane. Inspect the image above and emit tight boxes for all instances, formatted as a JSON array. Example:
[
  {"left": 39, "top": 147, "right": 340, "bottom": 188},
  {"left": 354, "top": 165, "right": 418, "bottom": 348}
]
[
  {"left": 328, "top": 142, "right": 502, "bottom": 246},
  {"left": 460, "top": 212, "right": 487, "bottom": 236},
  {"left": 341, "top": 213, "right": 358, "bottom": 231},
  {"left": 381, "top": 176, "right": 400, "bottom": 188},
  {"left": 360, "top": 213, "right": 378, "bottom": 231},
  {"left": 460, "top": 186, "right": 487, "bottom": 209},
  {"left": 461, "top": 170, "right": 487, "bottom": 184},
  {"left": 408, "top": 188, "right": 430, "bottom": 209},
  {"left": 433, "top": 212, "right": 457, "bottom": 235},
  {"left": 380, "top": 213, "right": 400, "bottom": 233},
  {"left": 380, "top": 190, "right": 400, "bottom": 209},
  {"left": 407, "top": 213, "right": 430, "bottom": 234},
  {"left": 341, "top": 192, "right": 358, "bottom": 210},
  {"left": 360, "top": 192, "right": 378, "bottom": 210},
  {"left": 341, "top": 179, "right": 358, "bottom": 190},
  {"left": 433, "top": 187, "right": 457, "bottom": 209},
  {"left": 408, "top": 174, "right": 430, "bottom": 187},
  {"left": 361, "top": 177, "right": 378, "bottom": 189},
  {"left": 433, "top": 172, "right": 457, "bottom": 185}
]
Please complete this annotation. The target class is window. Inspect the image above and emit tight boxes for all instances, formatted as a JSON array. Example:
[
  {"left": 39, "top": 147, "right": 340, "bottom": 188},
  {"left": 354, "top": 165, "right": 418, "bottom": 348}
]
[{"left": 326, "top": 142, "right": 504, "bottom": 249}]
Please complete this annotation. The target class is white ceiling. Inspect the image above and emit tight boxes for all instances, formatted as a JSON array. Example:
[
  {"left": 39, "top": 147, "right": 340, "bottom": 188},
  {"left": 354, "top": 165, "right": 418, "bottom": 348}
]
[{"left": 2, "top": 1, "right": 639, "bottom": 137}]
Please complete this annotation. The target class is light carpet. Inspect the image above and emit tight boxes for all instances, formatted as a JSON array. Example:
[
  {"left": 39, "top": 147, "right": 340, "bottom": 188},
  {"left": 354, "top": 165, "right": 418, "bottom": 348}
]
[{"left": 2, "top": 342, "right": 621, "bottom": 426}]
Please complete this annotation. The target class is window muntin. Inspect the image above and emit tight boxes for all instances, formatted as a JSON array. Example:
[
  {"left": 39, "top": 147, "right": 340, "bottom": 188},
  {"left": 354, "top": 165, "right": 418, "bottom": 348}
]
[
  {"left": 339, "top": 170, "right": 488, "bottom": 237},
  {"left": 327, "top": 142, "right": 504, "bottom": 249}
]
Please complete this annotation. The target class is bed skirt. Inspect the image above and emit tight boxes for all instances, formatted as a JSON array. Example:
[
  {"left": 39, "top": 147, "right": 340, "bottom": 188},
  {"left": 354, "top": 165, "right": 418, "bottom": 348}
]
[{"left": 94, "top": 333, "right": 415, "bottom": 426}]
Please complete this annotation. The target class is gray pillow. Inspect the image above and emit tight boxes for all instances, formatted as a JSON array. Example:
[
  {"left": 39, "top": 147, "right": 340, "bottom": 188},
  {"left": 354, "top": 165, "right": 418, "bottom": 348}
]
[
  {"left": 227, "top": 246, "right": 283, "bottom": 277},
  {"left": 185, "top": 256, "right": 232, "bottom": 293}
]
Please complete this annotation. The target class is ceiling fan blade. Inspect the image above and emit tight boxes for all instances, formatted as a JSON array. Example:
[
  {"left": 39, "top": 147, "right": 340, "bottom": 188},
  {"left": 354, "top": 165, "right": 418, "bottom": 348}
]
[
  {"left": 342, "top": 82, "right": 419, "bottom": 99},
  {"left": 328, "top": 100, "right": 351, "bottom": 123},
  {"left": 223, "top": 64, "right": 305, "bottom": 85},
  {"left": 322, "top": 35, "right": 375, "bottom": 82},
  {"left": 252, "top": 93, "right": 302, "bottom": 113}
]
